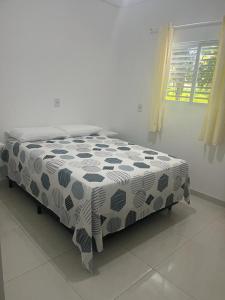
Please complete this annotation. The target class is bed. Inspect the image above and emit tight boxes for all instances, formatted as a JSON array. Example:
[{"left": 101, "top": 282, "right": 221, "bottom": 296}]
[{"left": 1, "top": 133, "right": 190, "bottom": 271}]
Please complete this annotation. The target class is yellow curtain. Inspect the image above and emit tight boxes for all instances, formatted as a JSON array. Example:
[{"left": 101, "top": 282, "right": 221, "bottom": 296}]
[
  {"left": 149, "top": 24, "right": 174, "bottom": 132},
  {"left": 200, "top": 16, "right": 225, "bottom": 145}
]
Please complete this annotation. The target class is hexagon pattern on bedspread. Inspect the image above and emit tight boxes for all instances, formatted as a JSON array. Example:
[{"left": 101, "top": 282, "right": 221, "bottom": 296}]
[{"left": 2, "top": 135, "right": 190, "bottom": 271}]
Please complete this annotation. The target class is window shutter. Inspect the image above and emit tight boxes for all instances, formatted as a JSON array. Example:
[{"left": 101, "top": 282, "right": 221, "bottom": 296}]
[{"left": 166, "top": 41, "right": 218, "bottom": 103}]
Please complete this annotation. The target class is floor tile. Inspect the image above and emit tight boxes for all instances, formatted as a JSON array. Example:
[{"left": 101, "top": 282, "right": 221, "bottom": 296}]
[
  {"left": 217, "top": 216, "right": 225, "bottom": 225},
  {"left": 168, "top": 212, "right": 216, "bottom": 239},
  {"left": 100, "top": 202, "right": 195, "bottom": 252},
  {"left": 116, "top": 270, "right": 194, "bottom": 300},
  {"left": 190, "top": 219, "right": 225, "bottom": 252},
  {"left": 161, "top": 196, "right": 225, "bottom": 240},
  {"left": 0, "top": 179, "right": 8, "bottom": 199},
  {"left": 19, "top": 217, "right": 75, "bottom": 259},
  {"left": 157, "top": 229, "right": 225, "bottom": 300},
  {"left": 1, "top": 185, "right": 49, "bottom": 225},
  {"left": 4, "top": 263, "right": 82, "bottom": 300},
  {"left": 0, "top": 202, "right": 19, "bottom": 237},
  {"left": 129, "top": 229, "right": 188, "bottom": 267},
  {"left": 1, "top": 227, "right": 48, "bottom": 282},
  {"left": 190, "top": 195, "right": 225, "bottom": 219},
  {"left": 51, "top": 241, "right": 151, "bottom": 300},
  {"left": 1, "top": 181, "right": 225, "bottom": 300},
  {"left": 101, "top": 201, "right": 212, "bottom": 268},
  {"left": 1, "top": 184, "right": 74, "bottom": 259}
]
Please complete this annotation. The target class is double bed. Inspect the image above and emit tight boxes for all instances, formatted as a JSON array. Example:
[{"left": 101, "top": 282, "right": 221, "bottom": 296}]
[{"left": 1, "top": 132, "right": 190, "bottom": 272}]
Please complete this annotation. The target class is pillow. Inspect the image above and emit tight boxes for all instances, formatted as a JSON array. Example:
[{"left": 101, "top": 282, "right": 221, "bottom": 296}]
[
  {"left": 57, "top": 124, "right": 102, "bottom": 137},
  {"left": 99, "top": 130, "right": 118, "bottom": 137},
  {"left": 7, "top": 127, "right": 67, "bottom": 142}
]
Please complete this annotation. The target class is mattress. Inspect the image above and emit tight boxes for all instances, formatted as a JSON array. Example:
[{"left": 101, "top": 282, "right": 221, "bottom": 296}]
[{"left": 1, "top": 135, "right": 190, "bottom": 271}]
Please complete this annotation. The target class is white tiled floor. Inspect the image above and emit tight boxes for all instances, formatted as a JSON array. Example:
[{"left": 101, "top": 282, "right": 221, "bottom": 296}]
[{"left": 0, "top": 180, "right": 225, "bottom": 300}]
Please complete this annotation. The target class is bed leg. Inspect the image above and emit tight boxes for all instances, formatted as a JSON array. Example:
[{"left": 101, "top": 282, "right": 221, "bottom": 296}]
[
  {"left": 37, "top": 204, "right": 42, "bottom": 215},
  {"left": 8, "top": 177, "right": 14, "bottom": 189},
  {"left": 168, "top": 205, "right": 173, "bottom": 212},
  {"left": 92, "top": 238, "right": 97, "bottom": 252}
]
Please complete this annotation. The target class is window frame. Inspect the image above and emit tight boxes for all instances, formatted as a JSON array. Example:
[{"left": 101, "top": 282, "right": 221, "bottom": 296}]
[{"left": 165, "top": 39, "right": 219, "bottom": 104}]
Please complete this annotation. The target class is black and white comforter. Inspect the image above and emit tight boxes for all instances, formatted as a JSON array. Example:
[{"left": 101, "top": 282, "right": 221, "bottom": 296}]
[{"left": 1, "top": 135, "right": 190, "bottom": 271}]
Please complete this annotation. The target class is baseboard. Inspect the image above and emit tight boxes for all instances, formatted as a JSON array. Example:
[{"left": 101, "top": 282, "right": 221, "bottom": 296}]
[{"left": 191, "top": 189, "right": 225, "bottom": 207}]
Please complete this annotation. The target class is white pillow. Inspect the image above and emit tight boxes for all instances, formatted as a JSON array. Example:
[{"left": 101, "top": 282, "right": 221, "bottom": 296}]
[
  {"left": 7, "top": 127, "right": 67, "bottom": 142},
  {"left": 99, "top": 130, "right": 118, "bottom": 137},
  {"left": 57, "top": 124, "right": 102, "bottom": 137}
]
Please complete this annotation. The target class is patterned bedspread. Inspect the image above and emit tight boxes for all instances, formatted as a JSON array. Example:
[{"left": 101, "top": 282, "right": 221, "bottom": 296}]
[{"left": 1, "top": 135, "right": 190, "bottom": 271}]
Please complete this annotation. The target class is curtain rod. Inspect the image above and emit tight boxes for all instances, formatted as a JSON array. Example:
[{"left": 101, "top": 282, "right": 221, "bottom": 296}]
[
  {"left": 149, "top": 20, "right": 222, "bottom": 33},
  {"left": 174, "top": 20, "right": 221, "bottom": 29}
]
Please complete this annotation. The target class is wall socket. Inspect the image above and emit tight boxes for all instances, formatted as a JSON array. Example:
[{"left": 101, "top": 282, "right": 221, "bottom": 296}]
[{"left": 54, "top": 98, "right": 61, "bottom": 108}]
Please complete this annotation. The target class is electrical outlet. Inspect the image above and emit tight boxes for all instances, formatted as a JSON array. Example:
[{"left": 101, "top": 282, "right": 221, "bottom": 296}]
[
  {"left": 54, "top": 98, "right": 61, "bottom": 108},
  {"left": 137, "top": 104, "right": 143, "bottom": 112}
]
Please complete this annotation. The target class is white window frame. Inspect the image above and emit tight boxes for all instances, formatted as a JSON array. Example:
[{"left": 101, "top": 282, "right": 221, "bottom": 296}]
[{"left": 166, "top": 40, "right": 219, "bottom": 104}]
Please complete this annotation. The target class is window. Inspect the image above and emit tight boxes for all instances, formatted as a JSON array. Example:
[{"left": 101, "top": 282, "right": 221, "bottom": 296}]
[{"left": 166, "top": 41, "right": 218, "bottom": 103}]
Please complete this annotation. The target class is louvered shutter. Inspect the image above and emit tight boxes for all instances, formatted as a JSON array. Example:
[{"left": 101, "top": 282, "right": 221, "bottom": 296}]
[{"left": 166, "top": 41, "right": 218, "bottom": 103}]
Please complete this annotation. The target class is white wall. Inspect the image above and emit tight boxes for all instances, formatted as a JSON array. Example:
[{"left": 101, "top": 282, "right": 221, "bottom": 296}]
[
  {"left": 1, "top": 0, "right": 225, "bottom": 201},
  {"left": 110, "top": 0, "right": 225, "bottom": 201},
  {"left": 0, "top": 0, "right": 118, "bottom": 142}
]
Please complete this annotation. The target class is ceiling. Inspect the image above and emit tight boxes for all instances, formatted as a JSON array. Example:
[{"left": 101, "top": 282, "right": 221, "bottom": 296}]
[{"left": 101, "top": 0, "right": 148, "bottom": 7}]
